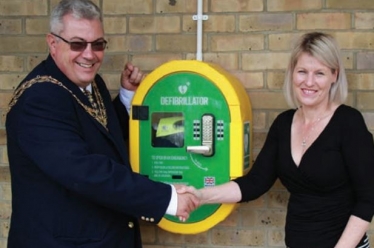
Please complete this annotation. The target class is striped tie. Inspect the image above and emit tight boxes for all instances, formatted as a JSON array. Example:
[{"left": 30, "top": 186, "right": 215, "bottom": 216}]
[{"left": 83, "top": 88, "right": 97, "bottom": 109}]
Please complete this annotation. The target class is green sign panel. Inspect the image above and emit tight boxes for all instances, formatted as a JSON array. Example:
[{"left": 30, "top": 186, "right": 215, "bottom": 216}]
[{"left": 139, "top": 72, "right": 231, "bottom": 223}]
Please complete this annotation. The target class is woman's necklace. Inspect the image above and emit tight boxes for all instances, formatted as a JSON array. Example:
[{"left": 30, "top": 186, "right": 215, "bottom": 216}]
[
  {"left": 301, "top": 117, "right": 321, "bottom": 149},
  {"left": 300, "top": 110, "right": 332, "bottom": 150}
]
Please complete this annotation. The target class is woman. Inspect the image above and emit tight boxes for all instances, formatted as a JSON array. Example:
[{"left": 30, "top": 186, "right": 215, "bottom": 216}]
[{"left": 182, "top": 32, "right": 374, "bottom": 248}]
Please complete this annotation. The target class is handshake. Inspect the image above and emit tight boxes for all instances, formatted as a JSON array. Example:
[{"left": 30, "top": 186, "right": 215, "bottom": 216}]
[
  {"left": 172, "top": 181, "right": 241, "bottom": 222},
  {"left": 174, "top": 184, "right": 201, "bottom": 222}
]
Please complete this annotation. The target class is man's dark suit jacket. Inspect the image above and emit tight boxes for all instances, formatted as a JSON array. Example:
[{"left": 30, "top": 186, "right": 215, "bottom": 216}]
[{"left": 6, "top": 55, "right": 171, "bottom": 248}]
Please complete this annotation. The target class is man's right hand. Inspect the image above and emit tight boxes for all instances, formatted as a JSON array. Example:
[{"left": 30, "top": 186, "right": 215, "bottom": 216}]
[{"left": 174, "top": 185, "right": 200, "bottom": 222}]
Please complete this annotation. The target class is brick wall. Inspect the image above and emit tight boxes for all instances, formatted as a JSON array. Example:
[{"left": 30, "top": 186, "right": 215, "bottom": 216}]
[{"left": 0, "top": 0, "right": 373, "bottom": 247}]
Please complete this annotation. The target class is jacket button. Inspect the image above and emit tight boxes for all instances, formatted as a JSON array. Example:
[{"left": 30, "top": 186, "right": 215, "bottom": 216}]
[{"left": 128, "top": 222, "right": 134, "bottom": 228}]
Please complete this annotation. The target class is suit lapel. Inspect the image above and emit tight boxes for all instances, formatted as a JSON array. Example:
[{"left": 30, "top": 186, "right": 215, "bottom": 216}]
[{"left": 44, "top": 55, "right": 130, "bottom": 165}]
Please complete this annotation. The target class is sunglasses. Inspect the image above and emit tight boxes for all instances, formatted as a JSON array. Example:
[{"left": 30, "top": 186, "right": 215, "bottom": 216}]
[{"left": 50, "top": 33, "right": 107, "bottom": 52}]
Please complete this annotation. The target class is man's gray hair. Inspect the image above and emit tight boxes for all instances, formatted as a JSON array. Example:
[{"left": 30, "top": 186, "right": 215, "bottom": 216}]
[{"left": 50, "top": 0, "right": 102, "bottom": 34}]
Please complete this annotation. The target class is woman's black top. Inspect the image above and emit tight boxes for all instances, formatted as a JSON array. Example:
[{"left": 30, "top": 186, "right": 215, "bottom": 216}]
[{"left": 234, "top": 104, "right": 374, "bottom": 248}]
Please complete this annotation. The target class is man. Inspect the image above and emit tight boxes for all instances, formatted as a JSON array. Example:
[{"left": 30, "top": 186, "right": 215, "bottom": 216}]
[{"left": 6, "top": 0, "right": 197, "bottom": 247}]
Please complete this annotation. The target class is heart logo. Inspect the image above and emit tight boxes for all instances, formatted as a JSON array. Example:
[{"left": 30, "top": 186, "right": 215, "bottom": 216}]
[{"left": 178, "top": 85, "right": 188, "bottom": 94}]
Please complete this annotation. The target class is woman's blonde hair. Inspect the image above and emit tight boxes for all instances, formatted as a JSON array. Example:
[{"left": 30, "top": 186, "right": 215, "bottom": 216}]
[{"left": 283, "top": 32, "right": 348, "bottom": 108}]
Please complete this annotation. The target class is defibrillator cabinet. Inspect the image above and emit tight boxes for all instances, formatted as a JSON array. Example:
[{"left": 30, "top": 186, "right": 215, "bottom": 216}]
[{"left": 129, "top": 60, "right": 252, "bottom": 234}]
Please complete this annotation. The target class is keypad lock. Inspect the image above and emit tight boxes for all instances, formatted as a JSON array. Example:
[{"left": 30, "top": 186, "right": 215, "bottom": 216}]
[{"left": 187, "top": 114, "right": 214, "bottom": 156}]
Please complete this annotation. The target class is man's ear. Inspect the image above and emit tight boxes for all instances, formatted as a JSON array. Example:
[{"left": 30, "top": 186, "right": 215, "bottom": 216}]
[{"left": 46, "top": 33, "right": 56, "bottom": 54}]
